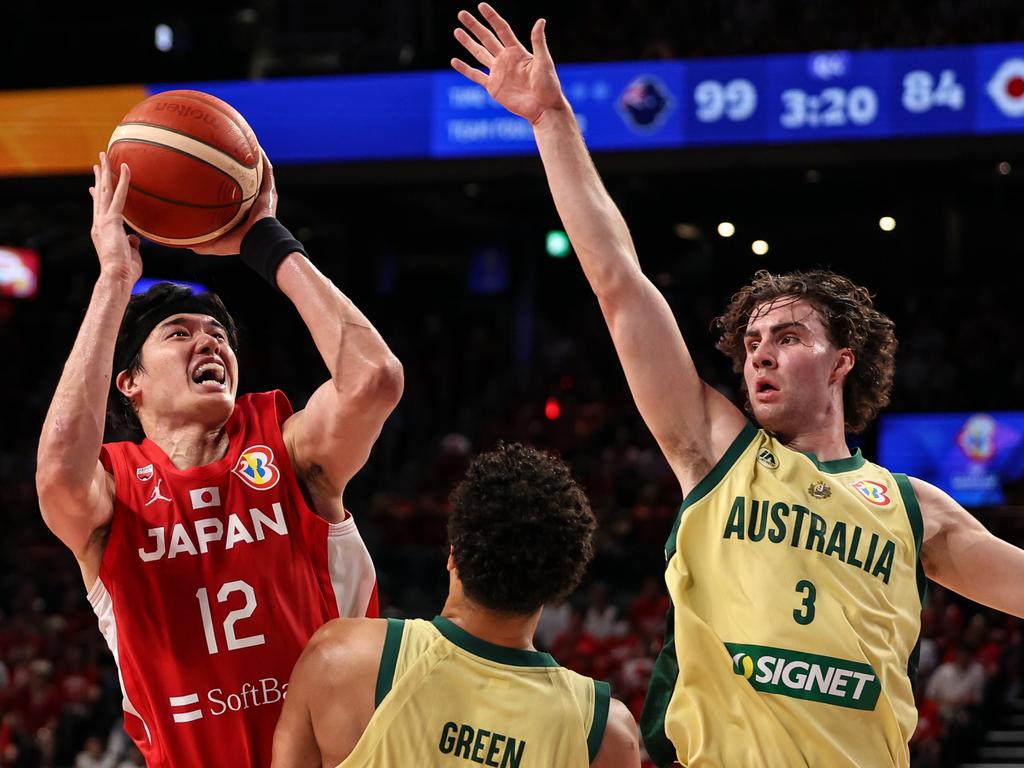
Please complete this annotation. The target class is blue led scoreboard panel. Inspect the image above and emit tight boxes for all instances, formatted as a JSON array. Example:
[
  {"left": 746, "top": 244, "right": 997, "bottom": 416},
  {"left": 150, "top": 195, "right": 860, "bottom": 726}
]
[{"left": 152, "top": 42, "right": 1024, "bottom": 163}]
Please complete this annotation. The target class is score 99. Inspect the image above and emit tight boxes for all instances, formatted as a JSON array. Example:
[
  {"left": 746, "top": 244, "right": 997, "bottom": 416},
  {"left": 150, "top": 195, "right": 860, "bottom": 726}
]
[{"left": 694, "top": 78, "right": 758, "bottom": 123}]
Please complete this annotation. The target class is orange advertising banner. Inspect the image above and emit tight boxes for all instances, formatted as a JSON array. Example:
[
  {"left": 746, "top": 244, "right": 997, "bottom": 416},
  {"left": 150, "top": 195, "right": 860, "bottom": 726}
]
[{"left": 0, "top": 85, "right": 147, "bottom": 176}]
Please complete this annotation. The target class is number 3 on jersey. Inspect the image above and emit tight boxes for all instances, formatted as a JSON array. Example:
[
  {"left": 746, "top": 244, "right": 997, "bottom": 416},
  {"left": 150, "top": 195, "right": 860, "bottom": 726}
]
[
  {"left": 794, "top": 579, "right": 816, "bottom": 625},
  {"left": 196, "top": 580, "right": 266, "bottom": 654}
]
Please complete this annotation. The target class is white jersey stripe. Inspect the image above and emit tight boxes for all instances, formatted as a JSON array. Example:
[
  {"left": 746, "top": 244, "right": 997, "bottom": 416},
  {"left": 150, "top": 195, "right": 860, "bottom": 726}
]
[
  {"left": 87, "top": 577, "right": 154, "bottom": 744},
  {"left": 326, "top": 515, "right": 376, "bottom": 617},
  {"left": 169, "top": 693, "right": 200, "bottom": 706}
]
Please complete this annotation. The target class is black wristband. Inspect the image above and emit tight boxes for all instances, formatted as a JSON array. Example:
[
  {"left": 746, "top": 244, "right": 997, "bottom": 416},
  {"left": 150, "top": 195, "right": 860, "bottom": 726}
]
[{"left": 239, "top": 217, "right": 308, "bottom": 289}]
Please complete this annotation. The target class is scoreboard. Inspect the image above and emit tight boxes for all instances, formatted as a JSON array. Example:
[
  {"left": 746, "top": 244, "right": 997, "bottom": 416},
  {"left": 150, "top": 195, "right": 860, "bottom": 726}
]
[
  {"left": 434, "top": 44, "right": 1024, "bottom": 156},
  {"left": 3, "top": 42, "right": 1024, "bottom": 175}
]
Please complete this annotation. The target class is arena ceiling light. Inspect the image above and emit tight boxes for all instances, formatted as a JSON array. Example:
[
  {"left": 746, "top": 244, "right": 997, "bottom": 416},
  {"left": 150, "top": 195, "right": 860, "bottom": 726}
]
[
  {"left": 154, "top": 24, "right": 174, "bottom": 52},
  {"left": 751, "top": 239, "right": 769, "bottom": 256},
  {"left": 878, "top": 216, "right": 896, "bottom": 232},
  {"left": 717, "top": 221, "right": 736, "bottom": 238}
]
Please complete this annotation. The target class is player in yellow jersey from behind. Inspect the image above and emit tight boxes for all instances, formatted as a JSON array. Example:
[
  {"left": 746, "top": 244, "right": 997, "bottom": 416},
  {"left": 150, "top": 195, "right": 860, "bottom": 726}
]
[
  {"left": 272, "top": 442, "right": 639, "bottom": 768},
  {"left": 451, "top": 5, "right": 1024, "bottom": 767}
]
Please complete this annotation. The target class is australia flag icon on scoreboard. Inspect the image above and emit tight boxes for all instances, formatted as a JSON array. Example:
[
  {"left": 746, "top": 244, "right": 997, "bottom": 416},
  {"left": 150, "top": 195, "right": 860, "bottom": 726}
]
[{"left": 617, "top": 75, "right": 675, "bottom": 133}]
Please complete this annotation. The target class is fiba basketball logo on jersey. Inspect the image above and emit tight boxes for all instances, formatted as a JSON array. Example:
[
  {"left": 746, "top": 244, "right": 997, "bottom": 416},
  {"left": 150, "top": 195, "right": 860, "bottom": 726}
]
[
  {"left": 851, "top": 481, "right": 891, "bottom": 506},
  {"left": 233, "top": 445, "right": 281, "bottom": 490}
]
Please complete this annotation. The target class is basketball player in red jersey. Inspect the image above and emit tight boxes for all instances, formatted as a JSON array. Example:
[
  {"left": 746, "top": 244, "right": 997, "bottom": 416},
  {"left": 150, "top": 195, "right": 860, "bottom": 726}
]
[{"left": 35, "top": 151, "right": 403, "bottom": 767}]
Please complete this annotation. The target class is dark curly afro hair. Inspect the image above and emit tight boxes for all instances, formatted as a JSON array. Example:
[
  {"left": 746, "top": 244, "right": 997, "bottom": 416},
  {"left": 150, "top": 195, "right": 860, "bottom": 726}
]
[
  {"left": 448, "top": 442, "right": 595, "bottom": 616},
  {"left": 713, "top": 269, "right": 897, "bottom": 434}
]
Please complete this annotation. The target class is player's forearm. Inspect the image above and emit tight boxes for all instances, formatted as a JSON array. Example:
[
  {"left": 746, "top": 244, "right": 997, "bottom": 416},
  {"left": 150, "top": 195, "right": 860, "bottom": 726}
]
[
  {"left": 38, "top": 274, "right": 132, "bottom": 490},
  {"left": 276, "top": 253, "right": 403, "bottom": 402},
  {"left": 533, "top": 103, "right": 642, "bottom": 294}
]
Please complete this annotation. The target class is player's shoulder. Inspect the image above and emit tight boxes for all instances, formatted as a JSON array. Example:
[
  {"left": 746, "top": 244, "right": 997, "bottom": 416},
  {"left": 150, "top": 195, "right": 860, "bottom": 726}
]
[
  {"left": 235, "top": 389, "right": 290, "bottom": 410},
  {"left": 235, "top": 389, "right": 296, "bottom": 428},
  {"left": 593, "top": 698, "right": 640, "bottom": 768},
  {"left": 903, "top": 475, "right": 957, "bottom": 518},
  {"left": 293, "top": 618, "right": 390, "bottom": 698},
  {"left": 304, "top": 618, "right": 390, "bottom": 667},
  {"left": 903, "top": 475, "right": 967, "bottom": 540},
  {"left": 904, "top": 475, "right": 941, "bottom": 499}
]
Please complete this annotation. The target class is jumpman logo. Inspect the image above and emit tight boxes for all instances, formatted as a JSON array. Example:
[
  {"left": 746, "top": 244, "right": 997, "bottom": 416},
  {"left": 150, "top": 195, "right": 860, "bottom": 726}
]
[{"left": 145, "top": 478, "right": 172, "bottom": 506}]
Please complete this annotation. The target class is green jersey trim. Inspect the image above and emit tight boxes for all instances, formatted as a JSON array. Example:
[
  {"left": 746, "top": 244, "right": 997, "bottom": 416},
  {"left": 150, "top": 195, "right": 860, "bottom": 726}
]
[
  {"left": 431, "top": 616, "right": 560, "bottom": 668},
  {"left": 374, "top": 618, "right": 405, "bottom": 707},
  {"left": 665, "top": 421, "right": 760, "bottom": 559},
  {"left": 639, "top": 606, "right": 681, "bottom": 768},
  {"left": 894, "top": 472, "right": 927, "bottom": 682},
  {"left": 799, "top": 447, "right": 866, "bottom": 474},
  {"left": 587, "top": 679, "right": 611, "bottom": 763}
]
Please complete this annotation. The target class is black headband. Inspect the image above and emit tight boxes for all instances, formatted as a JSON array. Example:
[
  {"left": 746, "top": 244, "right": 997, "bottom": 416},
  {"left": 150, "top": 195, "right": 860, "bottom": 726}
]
[{"left": 113, "top": 295, "right": 234, "bottom": 374}]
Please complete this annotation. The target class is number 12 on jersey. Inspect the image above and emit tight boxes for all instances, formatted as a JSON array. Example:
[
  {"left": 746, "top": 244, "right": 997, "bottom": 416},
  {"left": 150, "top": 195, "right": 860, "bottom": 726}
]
[{"left": 197, "top": 580, "right": 266, "bottom": 654}]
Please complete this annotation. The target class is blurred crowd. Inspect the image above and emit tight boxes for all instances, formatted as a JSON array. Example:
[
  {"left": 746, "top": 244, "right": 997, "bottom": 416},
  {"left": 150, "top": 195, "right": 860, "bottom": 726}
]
[{"left": 2, "top": 265, "right": 1021, "bottom": 765}]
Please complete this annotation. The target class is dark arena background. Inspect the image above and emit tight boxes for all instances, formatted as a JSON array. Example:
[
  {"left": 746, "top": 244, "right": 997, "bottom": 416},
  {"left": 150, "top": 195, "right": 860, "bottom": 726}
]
[{"left": 3, "top": 2, "right": 1024, "bottom": 766}]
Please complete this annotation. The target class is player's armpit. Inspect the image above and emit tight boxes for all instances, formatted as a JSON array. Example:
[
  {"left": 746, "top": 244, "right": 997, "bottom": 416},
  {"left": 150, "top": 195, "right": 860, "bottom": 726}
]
[
  {"left": 282, "top": 360, "right": 402, "bottom": 508},
  {"left": 592, "top": 698, "right": 641, "bottom": 768}
]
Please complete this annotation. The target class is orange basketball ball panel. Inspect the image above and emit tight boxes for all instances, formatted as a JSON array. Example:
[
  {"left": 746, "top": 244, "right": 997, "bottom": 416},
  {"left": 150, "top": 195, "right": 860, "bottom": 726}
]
[
  {"left": 123, "top": 190, "right": 243, "bottom": 245},
  {"left": 119, "top": 90, "right": 259, "bottom": 168},
  {"left": 107, "top": 142, "right": 243, "bottom": 209},
  {"left": 106, "top": 89, "right": 263, "bottom": 246}
]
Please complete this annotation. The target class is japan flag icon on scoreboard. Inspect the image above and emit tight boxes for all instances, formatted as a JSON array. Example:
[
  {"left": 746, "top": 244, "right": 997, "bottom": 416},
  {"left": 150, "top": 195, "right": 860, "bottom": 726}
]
[
  {"left": 987, "top": 58, "right": 1024, "bottom": 117},
  {"left": 976, "top": 44, "right": 1024, "bottom": 132}
]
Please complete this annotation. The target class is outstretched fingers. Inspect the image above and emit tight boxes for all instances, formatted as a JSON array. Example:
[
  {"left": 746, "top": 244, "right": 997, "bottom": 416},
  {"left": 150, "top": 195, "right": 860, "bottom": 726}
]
[
  {"left": 477, "top": 3, "right": 521, "bottom": 49},
  {"left": 110, "top": 164, "right": 131, "bottom": 216},
  {"left": 457, "top": 9, "right": 504, "bottom": 58},
  {"left": 90, "top": 163, "right": 100, "bottom": 220},
  {"left": 530, "top": 18, "right": 549, "bottom": 60},
  {"left": 98, "top": 151, "right": 116, "bottom": 211},
  {"left": 454, "top": 26, "right": 494, "bottom": 68},
  {"left": 450, "top": 57, "right": 489, "bottom": 87}
]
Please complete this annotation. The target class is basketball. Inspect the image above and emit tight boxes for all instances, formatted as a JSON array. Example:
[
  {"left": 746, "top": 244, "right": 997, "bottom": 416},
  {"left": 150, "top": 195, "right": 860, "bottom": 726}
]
[{"left": 106, "top": 90, "right": 263, "bottom": 246}]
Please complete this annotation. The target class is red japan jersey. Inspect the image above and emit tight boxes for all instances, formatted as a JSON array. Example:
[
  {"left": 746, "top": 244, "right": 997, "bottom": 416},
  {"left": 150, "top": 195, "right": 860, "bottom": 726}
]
[{"left": 90, "top": 391, "right": 378, "bottom": 767}]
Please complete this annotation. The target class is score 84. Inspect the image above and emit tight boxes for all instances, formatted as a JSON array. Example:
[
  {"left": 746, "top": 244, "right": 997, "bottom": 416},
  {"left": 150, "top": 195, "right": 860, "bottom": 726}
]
[
  {"left": 694, "top": 79, "right": 758, "bottom": 122},
  {"left": 902, "top": 69, "right": 965, "bottom": 113}
]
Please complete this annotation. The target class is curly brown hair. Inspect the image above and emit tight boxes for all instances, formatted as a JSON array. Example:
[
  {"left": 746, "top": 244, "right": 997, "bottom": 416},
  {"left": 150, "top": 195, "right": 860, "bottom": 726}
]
[
  {"left": 448, "top": 442, "right": 595, "bottom": 616},
  {"left": 713, "top": 269, "right": 897, "bottom": 434}
]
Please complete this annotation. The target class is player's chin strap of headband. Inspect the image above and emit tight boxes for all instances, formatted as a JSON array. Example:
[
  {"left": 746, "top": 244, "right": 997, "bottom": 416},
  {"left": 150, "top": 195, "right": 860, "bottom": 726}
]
[
  {"left": 240, "top": 217, "right": 309, "bottom": 289},
  {"left": 114, "top": 296, "right": 235, "bottom": 375}
]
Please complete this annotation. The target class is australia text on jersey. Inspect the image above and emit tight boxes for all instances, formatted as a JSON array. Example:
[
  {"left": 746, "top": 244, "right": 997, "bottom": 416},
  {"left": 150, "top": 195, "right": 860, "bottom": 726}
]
[{"left": 722, "top": 495, "right": 899, "bottom": 584}]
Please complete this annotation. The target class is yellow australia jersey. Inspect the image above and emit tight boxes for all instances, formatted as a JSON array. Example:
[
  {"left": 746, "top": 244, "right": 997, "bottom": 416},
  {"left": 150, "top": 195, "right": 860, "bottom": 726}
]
[
  {"left": 640, "top": 422, "right": 924, "bottom": 768},
  {"left": 339, "top": 616, "right": 611, "bottom": 768}
]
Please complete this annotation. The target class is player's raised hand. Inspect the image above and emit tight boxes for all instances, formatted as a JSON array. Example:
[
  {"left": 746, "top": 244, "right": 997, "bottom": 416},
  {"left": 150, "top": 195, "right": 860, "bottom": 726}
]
[
  {"left": 451, "top": 3, "right": 567, "bottom": 125},
  {"left": 192, "top": 151, "right": 278, "bottom": 256},
  {"left": 89, "top": 152, "right": 142, "bottom": 285}
]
